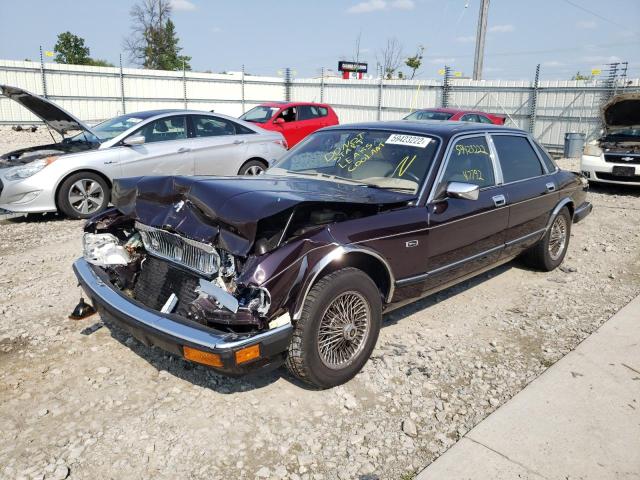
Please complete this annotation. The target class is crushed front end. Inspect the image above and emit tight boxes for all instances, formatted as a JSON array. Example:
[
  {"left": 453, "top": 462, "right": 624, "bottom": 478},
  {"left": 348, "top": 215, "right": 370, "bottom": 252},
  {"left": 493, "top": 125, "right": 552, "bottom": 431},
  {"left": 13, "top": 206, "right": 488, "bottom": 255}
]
[{"left": 73, "top": 212, "right": 293, "bottom": 375}]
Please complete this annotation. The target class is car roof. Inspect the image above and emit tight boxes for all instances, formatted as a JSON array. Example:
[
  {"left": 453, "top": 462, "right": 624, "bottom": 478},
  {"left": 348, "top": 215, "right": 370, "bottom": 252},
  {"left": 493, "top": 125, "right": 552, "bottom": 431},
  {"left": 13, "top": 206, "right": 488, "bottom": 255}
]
[
  {"left": 257, "top": 101, "right": 330, "bottom": 109},
  {"left": 412, "top": 107, "right": 487, "bottom": 114},
  {"left": 325, "top": 120, "right": 525, "bottom": 138}
]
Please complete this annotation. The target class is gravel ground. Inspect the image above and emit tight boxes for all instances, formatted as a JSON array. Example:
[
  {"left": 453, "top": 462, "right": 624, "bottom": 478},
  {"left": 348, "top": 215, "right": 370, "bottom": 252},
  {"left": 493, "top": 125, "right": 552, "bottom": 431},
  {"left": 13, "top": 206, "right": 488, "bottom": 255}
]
[{"left": 1, "top": 128, "right": 639, "bottom": 480}]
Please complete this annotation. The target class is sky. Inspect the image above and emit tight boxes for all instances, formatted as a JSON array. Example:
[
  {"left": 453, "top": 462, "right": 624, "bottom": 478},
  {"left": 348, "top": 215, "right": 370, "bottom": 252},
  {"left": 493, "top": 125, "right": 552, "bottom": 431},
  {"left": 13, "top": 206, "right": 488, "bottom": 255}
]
[{"left": 1, "top": 0, "right": 638, "bottom": 80}]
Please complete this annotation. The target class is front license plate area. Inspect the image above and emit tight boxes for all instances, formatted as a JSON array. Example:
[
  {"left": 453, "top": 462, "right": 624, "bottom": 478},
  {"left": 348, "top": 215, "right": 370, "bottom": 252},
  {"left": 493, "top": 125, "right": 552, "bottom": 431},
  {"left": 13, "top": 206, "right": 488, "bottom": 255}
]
[{"left": 612, "top": 166, "right": 635, "bottom": 177}]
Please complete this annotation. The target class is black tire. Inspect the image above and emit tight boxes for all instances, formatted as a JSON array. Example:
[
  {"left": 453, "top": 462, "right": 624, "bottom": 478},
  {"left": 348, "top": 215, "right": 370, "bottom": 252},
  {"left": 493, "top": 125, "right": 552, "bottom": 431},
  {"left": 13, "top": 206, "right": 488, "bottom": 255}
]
[
  {"left": 238, "top": 159, "right": 267, "bottom": 176},
  {"left": 522, "top": 207, "right": 572, "bottom": 271},
  {"left": 57, "top": 171, "right": 110, "bottom": 219},
  {"left": 286, "top": 267, "right": 382, "bottom": 388}
]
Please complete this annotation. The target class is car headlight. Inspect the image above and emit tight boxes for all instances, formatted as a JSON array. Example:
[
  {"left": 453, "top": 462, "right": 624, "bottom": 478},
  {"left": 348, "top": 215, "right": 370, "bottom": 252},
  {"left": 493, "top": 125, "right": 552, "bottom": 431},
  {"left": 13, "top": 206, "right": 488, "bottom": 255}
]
[
  {"left": 83, "top": 233, "right": 131, "bottom": 266},
  {"left": 5, "top": 156, "right": 58, "bottom": 180},
  {"left": 583, "top": 143, "right": 602, "bottom": 157}
]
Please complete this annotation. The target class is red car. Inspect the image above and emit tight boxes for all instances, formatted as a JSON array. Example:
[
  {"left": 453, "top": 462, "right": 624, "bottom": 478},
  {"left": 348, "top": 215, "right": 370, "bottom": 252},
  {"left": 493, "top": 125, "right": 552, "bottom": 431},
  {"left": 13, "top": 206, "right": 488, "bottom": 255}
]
[
  {"left": 404, "top": 108, "right": 506, "bottom": 125},
  {"left": 240, "top": 102, "right": 339, "bottom": 148}
]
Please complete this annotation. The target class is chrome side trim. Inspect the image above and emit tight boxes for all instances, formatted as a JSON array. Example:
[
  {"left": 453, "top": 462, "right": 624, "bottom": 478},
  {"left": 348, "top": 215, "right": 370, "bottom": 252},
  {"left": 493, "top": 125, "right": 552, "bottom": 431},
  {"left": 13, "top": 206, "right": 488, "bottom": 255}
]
[
  {"left": 73, "top": 258, "right": 291, "bottom": 351},
  {"left": 545, "top": 198, "right": 574, "bottom": 231},
  {"left": 505, "top": 228, "right": 546, "bottom": 247},
  {"left": 292, "top": 245, "right": 396, "bottom": 320}
]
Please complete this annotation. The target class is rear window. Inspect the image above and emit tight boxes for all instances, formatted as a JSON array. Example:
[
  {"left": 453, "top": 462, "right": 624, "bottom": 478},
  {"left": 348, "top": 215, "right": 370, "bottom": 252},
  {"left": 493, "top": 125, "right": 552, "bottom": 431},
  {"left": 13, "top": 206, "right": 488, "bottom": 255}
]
[
  {"left": 492, "top": 135, "right": 544, "bottom": 183},
  {"left": 405, "top": 110, "right": 454, "bottom": 121}
]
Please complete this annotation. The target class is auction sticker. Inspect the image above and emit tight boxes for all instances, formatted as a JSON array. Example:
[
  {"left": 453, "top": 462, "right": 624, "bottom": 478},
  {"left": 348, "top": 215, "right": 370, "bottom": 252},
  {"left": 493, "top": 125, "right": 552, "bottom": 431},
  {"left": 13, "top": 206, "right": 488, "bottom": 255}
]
[{"left": 386, "top": 134, "right": 431, "bottom": 148}]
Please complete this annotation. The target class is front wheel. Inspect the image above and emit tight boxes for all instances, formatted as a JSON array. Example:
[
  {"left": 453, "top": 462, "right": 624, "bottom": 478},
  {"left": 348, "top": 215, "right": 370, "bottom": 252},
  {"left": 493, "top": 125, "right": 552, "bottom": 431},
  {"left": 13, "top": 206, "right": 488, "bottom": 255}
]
[
  {"left": 522, "top": 206, "right": 572, "bottom": 271},
  {"left": 238, "top": 159, "right": 266, "bottom": 175},
  {"left": 57, "top": 172, "right": 110, "bottom": 219},
  {"left": 286, "top": 267, "right": 382, "bottom": 388}
]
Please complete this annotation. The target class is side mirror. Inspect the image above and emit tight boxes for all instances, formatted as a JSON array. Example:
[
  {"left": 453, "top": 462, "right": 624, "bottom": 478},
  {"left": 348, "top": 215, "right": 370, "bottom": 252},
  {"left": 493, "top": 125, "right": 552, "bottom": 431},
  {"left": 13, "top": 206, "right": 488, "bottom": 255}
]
[
  {"left": 274, "top": 117, "right": 285, "bottom": 124},
  {"left": 123, "top": 135, "right": 145, "bottom": 146},
  {"left": 446, "top": 182, "right": 480, "bottom": 201}
]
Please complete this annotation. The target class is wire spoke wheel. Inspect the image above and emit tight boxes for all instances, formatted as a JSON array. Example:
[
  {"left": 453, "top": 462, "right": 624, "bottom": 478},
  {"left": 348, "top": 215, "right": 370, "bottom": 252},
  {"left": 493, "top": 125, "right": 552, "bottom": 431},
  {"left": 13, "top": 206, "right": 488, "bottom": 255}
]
[
  {"left": 317, "top": 291, "right": 371, "bottom": 369},
  {"left": 548, "top": 214, "right": 568, "bottom": 261},
  {"left": 68, "top": 179, "right": 104, "bottom": 215}
]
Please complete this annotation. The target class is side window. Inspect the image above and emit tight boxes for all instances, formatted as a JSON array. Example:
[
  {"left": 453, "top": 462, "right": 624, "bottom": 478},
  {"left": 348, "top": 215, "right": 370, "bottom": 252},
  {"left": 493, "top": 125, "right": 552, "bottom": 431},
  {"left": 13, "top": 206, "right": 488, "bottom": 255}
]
[
  {"left": 478, "top": 115, "right": 494, "bottom": 124},
  {"left": 441, "top": 136, "right": 495, "bottom": 188},
  {"left": 192, "top": 115, "right": 237, "bottom": 137},
  {"left": 318, "top": 107, "right": 328, "bottom": 117},
  {"left": 298, "top": 106, "right": 319, "bottom": 121},
  {"left": 138, "top": 116, "right": 187, "bottom": 143},
  {"left": 461, "top": 114, "right": 480, "bottom": 123},
  {"left": 532, "top": 140, "right": 557, "bottom": 172},
  {"left": 492, "top": 135, "right": 544, "bottom": 182},
  {"left": 276, "top": 107, "right": 297, "bottom": 123}
]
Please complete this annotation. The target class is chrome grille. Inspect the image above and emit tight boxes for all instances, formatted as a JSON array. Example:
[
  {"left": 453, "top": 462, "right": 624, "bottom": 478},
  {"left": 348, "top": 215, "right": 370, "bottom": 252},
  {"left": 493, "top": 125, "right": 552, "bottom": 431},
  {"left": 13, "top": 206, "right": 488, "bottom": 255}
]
[{"left": 135, "top": 222, "right": 219, "bottom": 276}]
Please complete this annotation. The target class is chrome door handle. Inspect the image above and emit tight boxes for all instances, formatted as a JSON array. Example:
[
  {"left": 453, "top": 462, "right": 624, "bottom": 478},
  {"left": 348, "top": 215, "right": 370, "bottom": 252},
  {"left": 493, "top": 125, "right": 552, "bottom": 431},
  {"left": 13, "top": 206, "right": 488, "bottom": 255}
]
[
  {"left": 177, "top": 147, "right": 191, "bottom": 153},
  {"left": 492, "top": 194, "right": 506, "bottom": 207},
  {"left": 545, "top": 182, "right": 556, "bottom": 192},
  {"left": 233, "top": 139, "right": 246, "bottom": 145}
]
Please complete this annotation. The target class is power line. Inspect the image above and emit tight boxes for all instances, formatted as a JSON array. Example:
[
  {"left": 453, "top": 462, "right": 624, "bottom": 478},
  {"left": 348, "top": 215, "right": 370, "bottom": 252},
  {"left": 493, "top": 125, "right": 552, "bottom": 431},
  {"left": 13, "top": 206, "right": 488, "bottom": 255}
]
[{"left": 561, "top": 0, "right": 636, "bottom": 33}]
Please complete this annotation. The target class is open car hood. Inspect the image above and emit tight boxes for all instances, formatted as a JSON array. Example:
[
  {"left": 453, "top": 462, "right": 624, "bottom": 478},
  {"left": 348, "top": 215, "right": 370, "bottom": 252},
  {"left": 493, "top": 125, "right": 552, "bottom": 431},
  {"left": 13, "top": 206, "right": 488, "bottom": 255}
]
[
  {"left": 111, "top": 175, "right": 413, "bottom": 257},
  {"left": 602, "top": 93, "right": 640, "bottom": 132},
  {"left": 0, "top": 84, "right": 96, "bottom": 136}
]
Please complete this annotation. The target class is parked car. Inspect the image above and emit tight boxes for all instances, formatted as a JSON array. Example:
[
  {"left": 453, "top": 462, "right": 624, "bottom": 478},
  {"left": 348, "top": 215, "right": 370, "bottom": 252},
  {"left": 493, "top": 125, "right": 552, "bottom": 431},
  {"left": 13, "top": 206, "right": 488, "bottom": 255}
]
[
  {"left": 0, "top": 85, "right": 287, "bottom": 219},
  {"left": 404, "top": 108, "right": 506, "bottom": 125},
  {"left": 73, "top": 121, "right": 591, "bottom": 388},
  {"left": 239, "top": 102, "right": 339, "bottom": 148},
  {"left": 581, "top": 93, "right": 640, "bottom": 186}
]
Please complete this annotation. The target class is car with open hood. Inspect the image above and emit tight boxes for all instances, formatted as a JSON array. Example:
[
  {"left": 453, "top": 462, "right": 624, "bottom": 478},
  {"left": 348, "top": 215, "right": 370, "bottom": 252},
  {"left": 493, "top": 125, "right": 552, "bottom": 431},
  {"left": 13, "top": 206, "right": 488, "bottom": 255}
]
[
  {"left": 581, "top": 93, "right": 640, "bottom": 186},
  {"left": 0, "top": 85, "right": 287, "bottom": 218},
  {"left": 72, "top": 121, "right": 591, "bottom": 388}
]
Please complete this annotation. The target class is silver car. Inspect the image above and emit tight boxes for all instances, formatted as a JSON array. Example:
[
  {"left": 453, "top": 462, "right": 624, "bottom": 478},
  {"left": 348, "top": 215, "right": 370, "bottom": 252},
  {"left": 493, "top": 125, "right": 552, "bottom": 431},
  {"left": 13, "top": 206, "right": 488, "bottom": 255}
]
[{"left": 0, "top": 85, "right": 287, "bottom": 219}]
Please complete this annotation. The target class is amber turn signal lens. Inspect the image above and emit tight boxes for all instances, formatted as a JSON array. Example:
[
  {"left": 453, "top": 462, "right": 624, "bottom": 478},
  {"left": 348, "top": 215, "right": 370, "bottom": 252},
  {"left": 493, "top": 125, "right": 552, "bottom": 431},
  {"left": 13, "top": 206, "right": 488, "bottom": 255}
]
[
  {"left": 183, "top": 346, "right": 223, "bottom": 367},
  {"left": 235, "top": 344, "right": 261, "bottom": 365}
]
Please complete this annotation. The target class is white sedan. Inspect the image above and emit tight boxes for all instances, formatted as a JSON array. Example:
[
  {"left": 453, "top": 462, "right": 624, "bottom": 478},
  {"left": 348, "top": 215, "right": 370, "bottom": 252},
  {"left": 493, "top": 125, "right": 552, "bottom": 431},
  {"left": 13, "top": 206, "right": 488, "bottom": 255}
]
[{"left": 0, "top": 85, "right": 287, "bottom": 218}]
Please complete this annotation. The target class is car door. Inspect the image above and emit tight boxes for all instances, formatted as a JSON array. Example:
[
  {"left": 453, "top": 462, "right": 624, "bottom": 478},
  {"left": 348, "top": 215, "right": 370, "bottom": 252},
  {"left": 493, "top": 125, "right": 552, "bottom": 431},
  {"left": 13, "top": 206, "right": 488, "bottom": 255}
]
[
  {"left": 490, "top": 133, "right": 559, "bottom": 259},
  {"left": 460, "top": 114, "right": 481, "bottom": 123},
  {"left": 188, "top": 114, "right": 255, "bottom": 176},
  {"left": 296, "top": 105, "right": 323, "bottom": 141},
  {"left": 119, "top": 115, "right": 194, "bottom": 178},
  {"left": 273, "top": 106, "right": 302, "bottom": 147},
  {"left": 421, "top": 134, "right": 509, "bottom": 292}
]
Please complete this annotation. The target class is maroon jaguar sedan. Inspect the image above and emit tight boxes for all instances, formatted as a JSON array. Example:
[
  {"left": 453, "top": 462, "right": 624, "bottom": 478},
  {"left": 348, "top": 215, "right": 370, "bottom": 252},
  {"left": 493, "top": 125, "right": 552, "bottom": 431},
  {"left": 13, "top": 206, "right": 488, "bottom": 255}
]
[{"left": 73, "top": 121, "right": 591, "bottom": 388}]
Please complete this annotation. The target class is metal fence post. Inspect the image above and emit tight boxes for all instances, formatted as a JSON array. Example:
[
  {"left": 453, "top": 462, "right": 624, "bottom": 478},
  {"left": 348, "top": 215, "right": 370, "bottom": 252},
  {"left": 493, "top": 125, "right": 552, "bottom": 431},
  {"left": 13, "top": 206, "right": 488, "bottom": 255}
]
[
  {"left": 241, "top": 64, "right": 246, "bottom": 113},
  {"left": 119, "top": 54, "right": 126, "bottom": 114},
  {"left": 284, "top": 67, "right": 292, "bottom": 101},
  {"left": 442, "top": 66, "right": 451, "bottom": 107},
  {"left": 182, "top": 59, "right": 187, "bottom": 109},
  {"left": 529, "top": 63, "right": 540, "bottom": 134},
  {"left": 320, "top": 67, "right": 325, "bottom": 103},
  {"left": 39, "top": 46, "right": 48, "bottom": 98},
  {"left": 377, "top": 65, "right": 383, "bottom": 120}
]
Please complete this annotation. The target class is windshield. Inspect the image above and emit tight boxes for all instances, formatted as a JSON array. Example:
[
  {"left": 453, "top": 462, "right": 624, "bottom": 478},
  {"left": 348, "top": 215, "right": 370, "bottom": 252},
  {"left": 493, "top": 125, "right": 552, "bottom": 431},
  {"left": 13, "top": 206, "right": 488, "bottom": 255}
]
[
  {"left": 269, "top": 129, "right": 439, "bottom": 194},
  {"left": 404, "top": 110, "right": 453, "bottom": 121},
  {"left": 240, "top": 106, "right": 280, "bottom": 123},
  {"left": 605, "top": 127, "right": 640, "bottom": 138},
  {"left": 68, "top": 113, "right": 148, "bottom": 143}
]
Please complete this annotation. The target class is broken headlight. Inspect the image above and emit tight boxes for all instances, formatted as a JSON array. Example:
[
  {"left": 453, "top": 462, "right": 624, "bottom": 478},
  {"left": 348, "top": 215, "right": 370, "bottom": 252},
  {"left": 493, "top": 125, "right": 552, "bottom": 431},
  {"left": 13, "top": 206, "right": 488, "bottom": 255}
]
[{"left": 83, "top": 233, "right": 131, "bottom": 267}]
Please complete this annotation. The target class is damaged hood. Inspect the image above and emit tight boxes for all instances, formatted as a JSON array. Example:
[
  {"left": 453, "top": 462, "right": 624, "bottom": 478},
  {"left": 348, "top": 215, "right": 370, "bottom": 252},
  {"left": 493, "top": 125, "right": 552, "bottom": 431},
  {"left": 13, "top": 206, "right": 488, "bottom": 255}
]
[
  {"left": 602, "top": 93, "right": 640, "bottom": 132},
  {"left": 112, "top": 175, "right": 413, "bottom": 256},
  {"left": 1, "top": 84, "right": 96, "bottom": 136}
]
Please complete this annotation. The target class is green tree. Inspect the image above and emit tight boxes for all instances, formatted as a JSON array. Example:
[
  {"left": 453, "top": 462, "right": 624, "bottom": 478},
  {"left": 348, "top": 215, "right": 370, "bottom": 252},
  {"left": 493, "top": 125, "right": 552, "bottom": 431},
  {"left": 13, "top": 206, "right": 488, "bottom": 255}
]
[
  {"left": 405, "top": 45, "right": 424, "bottom": 80},
  {"left": 571, "top": 71, "right": 591, "bottom": 81},
  {"left": 54, "top": 31, "right": 91, "bottom": 65},
  {"left": 87, "top": 58, "right": 115, "bottom": 67}
]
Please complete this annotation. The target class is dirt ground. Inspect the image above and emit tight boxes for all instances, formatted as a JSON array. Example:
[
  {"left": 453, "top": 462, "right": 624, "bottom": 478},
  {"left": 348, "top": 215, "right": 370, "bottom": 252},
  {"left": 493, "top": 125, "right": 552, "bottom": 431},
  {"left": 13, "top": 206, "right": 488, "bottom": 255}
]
[{"left": 1, "top": 127, "right": 639, "bottom": 480}]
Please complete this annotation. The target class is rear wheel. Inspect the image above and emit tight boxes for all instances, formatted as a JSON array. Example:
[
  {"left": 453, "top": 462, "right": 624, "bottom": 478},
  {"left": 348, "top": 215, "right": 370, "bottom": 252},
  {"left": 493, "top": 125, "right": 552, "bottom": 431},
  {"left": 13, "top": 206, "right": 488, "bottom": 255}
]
[
  {"left": 57, "top": 172, "right": 110, "bottom": 219},
  {"left": 522, "top": 207, "right": 572, "bottom": 271},
  {"left": 286, "top": 267, "right": 382, "bottom": 388},
  {"left": 238, "top": 159, "right": 267, "bottom": 175}
]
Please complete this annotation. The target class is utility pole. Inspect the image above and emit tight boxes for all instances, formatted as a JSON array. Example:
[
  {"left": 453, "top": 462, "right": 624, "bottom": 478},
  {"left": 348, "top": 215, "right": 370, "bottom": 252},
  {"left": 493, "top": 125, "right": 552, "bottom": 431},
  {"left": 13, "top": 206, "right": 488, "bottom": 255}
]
[{"left": 472, "top": 0, "right": 490, "bottom": 80}]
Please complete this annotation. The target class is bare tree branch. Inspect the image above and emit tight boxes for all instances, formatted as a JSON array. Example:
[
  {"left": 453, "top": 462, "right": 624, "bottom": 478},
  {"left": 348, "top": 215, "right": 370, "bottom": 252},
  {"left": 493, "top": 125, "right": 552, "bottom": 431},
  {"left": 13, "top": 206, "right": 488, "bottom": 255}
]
[
  {"left": 123, "top": 0, "right": 173, "bottom": 67},
  {"left": 376, "top": 38, "right": 403, "bottom": 79}
]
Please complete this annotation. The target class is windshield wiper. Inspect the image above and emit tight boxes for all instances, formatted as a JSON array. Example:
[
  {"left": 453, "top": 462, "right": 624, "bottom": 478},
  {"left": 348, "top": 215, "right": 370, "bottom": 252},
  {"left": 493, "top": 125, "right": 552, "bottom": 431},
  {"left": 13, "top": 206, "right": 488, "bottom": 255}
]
[{"left": 359, "top": 182, "right": 416, "bottom": 192}]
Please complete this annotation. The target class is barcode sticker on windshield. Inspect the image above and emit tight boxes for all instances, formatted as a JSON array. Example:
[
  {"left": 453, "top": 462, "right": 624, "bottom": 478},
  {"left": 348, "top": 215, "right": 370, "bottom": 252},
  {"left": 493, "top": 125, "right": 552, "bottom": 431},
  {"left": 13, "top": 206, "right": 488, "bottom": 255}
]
[{"left": 386, "top": 134, "right": 431, "bottom": 148}]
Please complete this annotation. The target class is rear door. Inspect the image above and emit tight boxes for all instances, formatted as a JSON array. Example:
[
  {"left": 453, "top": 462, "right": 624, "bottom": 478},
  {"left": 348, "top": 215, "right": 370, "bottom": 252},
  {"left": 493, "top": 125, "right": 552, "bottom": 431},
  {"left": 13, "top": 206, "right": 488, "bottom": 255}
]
[
  {"left": 188, "top": 114, "right": 255, "bottom": 176},
  {"left": 273, "top": 106, "right": 302, "bottom": 146},
  {"left": 296, "top": 105, "right": 323, "bottom": 141},
  {"left": 119, "top": 115, "right": 193, "bottom": 178},
  {"left": 490, "top": 133, "right": 559, "bottom": 258},
  {"left": 421, "top": 134, "right": 509, "bottom": 291}
]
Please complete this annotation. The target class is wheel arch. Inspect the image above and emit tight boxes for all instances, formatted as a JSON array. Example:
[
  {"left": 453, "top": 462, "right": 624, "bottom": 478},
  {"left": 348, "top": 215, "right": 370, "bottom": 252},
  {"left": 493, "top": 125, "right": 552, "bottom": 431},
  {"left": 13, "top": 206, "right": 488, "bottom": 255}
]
[
  {"left": 54, "top": 169, "right": 113, "bottom": 209},
  {"left": 238, "top": 157, "right": 268, "bottom": 174},
  {"left": 546, "top": 197, "right": 574, "bottom": 230},
  {"left": 292, "top": 246, "right": 395, "bottom": 320}
]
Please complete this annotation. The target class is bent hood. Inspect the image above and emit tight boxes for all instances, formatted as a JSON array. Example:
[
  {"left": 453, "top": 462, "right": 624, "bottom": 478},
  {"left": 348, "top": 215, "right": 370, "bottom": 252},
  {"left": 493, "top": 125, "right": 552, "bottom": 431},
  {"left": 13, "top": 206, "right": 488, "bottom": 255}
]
[
  {"left": 112, "top": 175, "right": 413, "bottom": 256},
  {"left": 1, "top": 84, "right": 95, "bottom": 136},
  {"left": 603, "top": 93, "right": 640, "bottom": 132}
]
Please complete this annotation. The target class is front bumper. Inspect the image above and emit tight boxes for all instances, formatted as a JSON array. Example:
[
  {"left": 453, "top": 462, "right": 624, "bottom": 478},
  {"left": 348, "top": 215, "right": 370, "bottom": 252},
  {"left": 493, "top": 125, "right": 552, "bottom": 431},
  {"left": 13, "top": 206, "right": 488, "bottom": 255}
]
[
  {"left": 581, "top": 155, "right": 640, "bottom": 186},
  {"left": 0, "top": 169, "right": 58, "bottom": 213},
  {"left": 72, "top": 258, "right": 293, "bottom": 375},
  {"left": 573, "top": 201, "right": 592, "bottom": 223}
]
